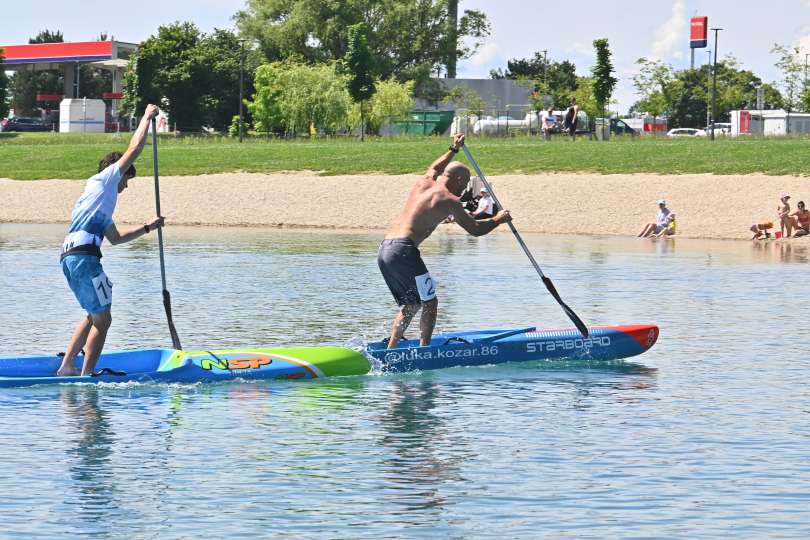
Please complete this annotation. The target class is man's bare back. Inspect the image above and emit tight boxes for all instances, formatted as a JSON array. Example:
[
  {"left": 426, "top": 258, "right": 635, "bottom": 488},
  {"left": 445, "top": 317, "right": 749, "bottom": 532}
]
[{"left": 377, "top": 134, "right": 511, "bottom": 349}]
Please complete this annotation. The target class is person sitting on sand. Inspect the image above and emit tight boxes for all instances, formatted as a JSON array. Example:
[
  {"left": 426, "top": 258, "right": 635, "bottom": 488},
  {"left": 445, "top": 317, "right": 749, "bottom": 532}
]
[
  {"left": 638, "top": 199, "right": 671, "bottom": 238},
  {"left": 778, "top": 193, "right": 792, "bottom": 238},
  {"left": 56, "top": 104, "right": 165, "bottom": 377},
  {"left": 469, "top": 187, "right": 495, "bottom": 220},
  {"left": 790, "top": 200, "right": 809, "bottom": 237},
  {"left": 378, "top": 133, "right": 511, "bottom": 349},
  {"left": 750, "top": 221, "right": 774, "bottom": 240},
  {"left": 653, "top": 213, "right": 677, "bottom": 237}
]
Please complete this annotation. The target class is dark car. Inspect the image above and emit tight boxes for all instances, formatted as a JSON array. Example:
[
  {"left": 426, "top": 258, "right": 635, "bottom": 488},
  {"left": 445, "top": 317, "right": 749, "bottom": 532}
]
[
  {"left": 610, "top": 118, "right": 637, "bottom": 135},
  {"left": 2, "top": 117, "right": 53, "bottom": 132}
]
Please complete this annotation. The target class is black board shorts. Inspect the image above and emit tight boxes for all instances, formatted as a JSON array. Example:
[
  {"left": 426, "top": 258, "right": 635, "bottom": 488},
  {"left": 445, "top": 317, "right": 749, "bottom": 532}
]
[{"left": 377, "top": 238, "right": 437, "bottom": 306}]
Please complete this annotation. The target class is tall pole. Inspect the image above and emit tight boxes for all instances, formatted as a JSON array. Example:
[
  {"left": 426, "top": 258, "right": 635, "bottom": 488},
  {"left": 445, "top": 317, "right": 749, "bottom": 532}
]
[
  {"left": 706, "top": 50, "right": 712, "bottom": 129},
  {"left": 710, "top": 28, "right": 723, "bottom": 141},
  {"left": 238, "top": 39, "right": 245, "bottom": 143},
  {"left": 446, "top": 0, "right": 458, "bottom": 78}
]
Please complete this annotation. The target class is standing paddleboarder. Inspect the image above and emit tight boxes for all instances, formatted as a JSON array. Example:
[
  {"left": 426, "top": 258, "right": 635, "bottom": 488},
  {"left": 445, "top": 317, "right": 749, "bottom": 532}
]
[
  {"left": 57, "top": 104, "right": 165, "bottom": 376},
  {"left": 378, "top": 133, "right": 512, "bottom": 349}
]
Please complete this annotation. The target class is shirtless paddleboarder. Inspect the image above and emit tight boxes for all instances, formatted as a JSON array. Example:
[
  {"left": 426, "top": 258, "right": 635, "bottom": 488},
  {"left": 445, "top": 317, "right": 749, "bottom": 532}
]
[
  {"left": 378, "top": 134, "right": 512, "bottom": 349},
  {"left": 57, "top": 104, "right": 165, "bottom": 376}
]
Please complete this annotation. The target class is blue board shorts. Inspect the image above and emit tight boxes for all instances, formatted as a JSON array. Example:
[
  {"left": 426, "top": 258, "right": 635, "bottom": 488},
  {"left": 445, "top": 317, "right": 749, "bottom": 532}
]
[
  {"left": 61, "top": 254, "right": 113, "bottom": 315},
  {"left": 377, "top": 238, "right": 437, "bottom": 306}
]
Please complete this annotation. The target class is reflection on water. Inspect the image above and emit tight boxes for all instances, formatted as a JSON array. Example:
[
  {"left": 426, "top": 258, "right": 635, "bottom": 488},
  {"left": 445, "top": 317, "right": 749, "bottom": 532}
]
[{"left": 1, "top": 224, "right": 810, "bottom": 538}]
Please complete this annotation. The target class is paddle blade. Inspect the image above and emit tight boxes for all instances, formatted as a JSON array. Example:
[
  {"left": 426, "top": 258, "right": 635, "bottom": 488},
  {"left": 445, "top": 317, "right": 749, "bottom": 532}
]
[
  {"left": 163, "top": 289, "right": 182, "bottom": 350},
  {"left": 541, "top": 276, "right": 589, "bottom": 337}
]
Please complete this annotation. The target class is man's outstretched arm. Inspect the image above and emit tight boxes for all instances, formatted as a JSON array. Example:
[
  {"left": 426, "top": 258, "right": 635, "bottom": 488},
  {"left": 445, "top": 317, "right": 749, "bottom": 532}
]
[
  {"left": 425, "top": 133, "right": 465, "bottom": 181},
  {"left": 117, "top": 104, "right": 159, "bottom": 173},
  {"left": 450, "top": 201, "right": 511, "bottom": 237}
]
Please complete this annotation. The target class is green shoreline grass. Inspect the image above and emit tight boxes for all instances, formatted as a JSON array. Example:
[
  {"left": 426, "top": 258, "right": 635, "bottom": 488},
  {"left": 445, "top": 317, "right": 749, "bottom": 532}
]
[{"left": 1, "top": 132, "right": 809, "bottom": 180}]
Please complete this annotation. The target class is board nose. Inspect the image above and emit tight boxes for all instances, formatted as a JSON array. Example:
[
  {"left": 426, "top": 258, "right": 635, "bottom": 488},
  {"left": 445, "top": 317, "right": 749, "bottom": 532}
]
[{"left": 613, "top": 324, "right": 659, "bottom": 351}]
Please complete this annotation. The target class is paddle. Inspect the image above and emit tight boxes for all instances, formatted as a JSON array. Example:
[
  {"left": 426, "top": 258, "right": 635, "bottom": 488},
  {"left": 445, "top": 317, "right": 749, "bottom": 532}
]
[
  {"left": 151, "top": 118, "right": 182, "bottom": 350},
  {"left": 461, "top": 144, "right": 590, "bottom": 337}
]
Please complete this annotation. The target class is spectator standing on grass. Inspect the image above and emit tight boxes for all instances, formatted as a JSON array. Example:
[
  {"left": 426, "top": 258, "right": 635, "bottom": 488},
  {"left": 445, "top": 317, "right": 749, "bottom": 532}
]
[
  {"left": 564, "top": 98, "right": 579, "bottom": 141},
  {"left": 542, "top": 107, "right": 557, "bottom": 141},
  {"left": 638, "top": 199, "right": 671, "bottom": 238}
]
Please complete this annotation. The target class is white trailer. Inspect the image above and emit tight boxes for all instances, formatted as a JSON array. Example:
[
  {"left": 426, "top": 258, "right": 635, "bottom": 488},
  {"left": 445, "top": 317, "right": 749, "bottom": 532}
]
[
  {"left": 730, "top": 109, "right": 810, "bottom": 136},
  {"left": 60, "top": 98, "right": 106, "bottom": 133}
]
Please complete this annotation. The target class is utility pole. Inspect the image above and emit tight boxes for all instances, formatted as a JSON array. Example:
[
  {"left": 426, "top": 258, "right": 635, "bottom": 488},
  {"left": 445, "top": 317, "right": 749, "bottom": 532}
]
[
  {"left": 446, "top": 0, "right": 458, "bottom": 78},
  {"left": 706, "top": 50, "right": 712, "bottom": 129},
  {"left": 542, "top": 49, "right": 548, "bottom": 87},
  {"left": 710, "top": 28, "right": 723, "bottom": 141},
  {"left": 238, "top": 39, "right": 246, "bottom": 143}
]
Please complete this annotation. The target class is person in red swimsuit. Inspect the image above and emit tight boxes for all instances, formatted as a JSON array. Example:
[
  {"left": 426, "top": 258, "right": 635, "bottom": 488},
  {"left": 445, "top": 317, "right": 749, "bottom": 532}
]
[{"left": 790, "top": 200, "right": 809, "bottom": 237}]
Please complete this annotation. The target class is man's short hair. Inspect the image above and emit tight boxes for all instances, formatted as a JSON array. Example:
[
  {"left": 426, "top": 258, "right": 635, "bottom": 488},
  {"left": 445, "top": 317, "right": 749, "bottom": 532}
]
[{"left": 98, "top": 151, "right": 135, "bottom": 177}]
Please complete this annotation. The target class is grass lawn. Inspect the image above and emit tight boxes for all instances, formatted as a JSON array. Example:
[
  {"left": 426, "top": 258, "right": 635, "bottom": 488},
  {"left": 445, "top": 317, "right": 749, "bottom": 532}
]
[{"left": 1, "top": 131, "right": 809, "bottom": 180}]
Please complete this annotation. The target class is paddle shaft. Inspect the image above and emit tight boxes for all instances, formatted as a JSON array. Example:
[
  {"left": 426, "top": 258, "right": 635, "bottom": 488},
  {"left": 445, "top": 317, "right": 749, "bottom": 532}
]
[
  {"left": 151, "top": 118, "right": 182, "bottom": 350},
  {"left": 461, "top": 144, "right": 589, "bottom": 337}
]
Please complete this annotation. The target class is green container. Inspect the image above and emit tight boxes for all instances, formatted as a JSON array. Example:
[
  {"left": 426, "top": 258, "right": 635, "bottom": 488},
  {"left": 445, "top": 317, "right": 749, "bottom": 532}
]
[{"left": 392, "top": 110, "right": 455, "bottom": 135}]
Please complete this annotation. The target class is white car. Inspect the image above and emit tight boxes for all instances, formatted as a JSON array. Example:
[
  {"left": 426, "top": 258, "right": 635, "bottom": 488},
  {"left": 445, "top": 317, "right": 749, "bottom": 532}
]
[{"left": 666, "top": 128, "right": 706, "bottom": 137}]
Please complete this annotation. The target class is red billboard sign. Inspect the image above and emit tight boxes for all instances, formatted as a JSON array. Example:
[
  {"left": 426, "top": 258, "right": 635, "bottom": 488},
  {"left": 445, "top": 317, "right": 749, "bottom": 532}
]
[{"left": 690, "top": 16, "right": 708, "bottom": 49}]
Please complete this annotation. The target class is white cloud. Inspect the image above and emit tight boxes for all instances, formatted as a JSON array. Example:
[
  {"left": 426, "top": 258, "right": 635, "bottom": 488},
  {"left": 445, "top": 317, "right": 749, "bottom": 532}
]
[
  {"left": 649, "top": 0, "right": 686, "bottom": 60},
  {"left": 470, "top": 41, "right": 498, "bottom": 67},
  {"left": 567, "top": 41, "right": 594, "bottom": 59}
]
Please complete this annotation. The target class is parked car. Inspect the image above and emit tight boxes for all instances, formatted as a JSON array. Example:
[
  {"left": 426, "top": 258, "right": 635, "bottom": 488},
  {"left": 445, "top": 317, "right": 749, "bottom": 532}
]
[
  {"left": 666, "top": 127, "right": 706, "bottom": 137},
  {"left": 2, "top": 117, "right": 53, "bottom": 132},
  {"left": 610, "top": 118, "right": 638, "bottom": 135}
]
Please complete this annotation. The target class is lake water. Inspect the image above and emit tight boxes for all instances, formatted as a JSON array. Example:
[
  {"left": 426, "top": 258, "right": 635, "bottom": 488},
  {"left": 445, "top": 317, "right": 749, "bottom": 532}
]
[{"left": 0, "top": 224, "right": 808, "bottom": 539}]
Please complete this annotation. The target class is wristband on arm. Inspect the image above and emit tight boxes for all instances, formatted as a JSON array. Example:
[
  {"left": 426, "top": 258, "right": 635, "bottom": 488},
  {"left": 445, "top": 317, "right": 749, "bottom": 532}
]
[{"left": 144, "top": 224, "right": 150, "bottom": 234}]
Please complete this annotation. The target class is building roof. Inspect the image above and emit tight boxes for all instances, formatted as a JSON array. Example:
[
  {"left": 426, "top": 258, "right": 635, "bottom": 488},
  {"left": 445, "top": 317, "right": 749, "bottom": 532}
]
[{"left": 0, "top": 41, "right": 136, "bottom": 65}]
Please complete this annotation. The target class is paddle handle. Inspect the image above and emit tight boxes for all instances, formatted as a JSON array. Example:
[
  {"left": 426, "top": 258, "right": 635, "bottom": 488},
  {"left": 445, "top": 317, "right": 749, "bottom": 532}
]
[
  {"left": 151, "top": 118, "right": 182, "bottom": 350},
  {"left": 152, "top": 119, "right": 168, "bottom": 291}
]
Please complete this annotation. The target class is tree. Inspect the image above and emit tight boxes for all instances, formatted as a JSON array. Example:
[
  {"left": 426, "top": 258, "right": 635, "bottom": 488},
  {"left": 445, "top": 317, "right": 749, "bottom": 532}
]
[
  {"left": 10, "top": 30, "right": 64, "bottom": 116},
  {"left": 591, "top": 38, "right": 617, "bottom": 119},
  {"left": 0, "top": 50, "right": 8, "bottom": 120},
  {"left": 631, "top": 58, "right": 674, "bottom": 119},
  {"left": 490, "top": 52, "right": 578, "bottom": 109},
  {"left": 350, "top": 79, "right": 414, "bottom": 134},
  {"left": 772, "top": 43, "right": 804, "bottom": 133},
  {"left": 249, "top": 61, "right": 350, "bottom": 135},
  {"left": 235, "top": 0, "right": 489, "bottom": 80},
  {"left": 632, "top": 56, "right": 785, "bottom": 128},
  {"left": 344, "top": 23, "right": 376, "bottom": 140},
  {"left": 123, "top": 23, "right": 253, "bottom": 131}
]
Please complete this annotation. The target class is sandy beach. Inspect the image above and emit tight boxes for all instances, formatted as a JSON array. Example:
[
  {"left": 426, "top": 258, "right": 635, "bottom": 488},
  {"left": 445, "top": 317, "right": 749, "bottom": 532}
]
[{"left": 1, "top": 172, "right": 807, "bottom": 240}]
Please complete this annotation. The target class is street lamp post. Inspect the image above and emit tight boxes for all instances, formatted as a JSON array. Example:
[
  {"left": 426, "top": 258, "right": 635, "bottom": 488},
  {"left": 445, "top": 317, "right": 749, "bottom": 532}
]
[
  {"left": 706, "top": 50, "right": 712, "bottom": 129},
  {"left": 238, "top": 39, "right": 246, "bottom": 143},
  {"left": 710, "top": 27, "right": 723, "bottom": 141}
]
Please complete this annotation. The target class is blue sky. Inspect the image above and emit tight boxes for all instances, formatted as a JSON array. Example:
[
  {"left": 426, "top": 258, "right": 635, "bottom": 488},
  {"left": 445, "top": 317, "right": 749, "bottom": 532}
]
[{"left": 4, "top": 0, "right": 810, "bottom": 112}]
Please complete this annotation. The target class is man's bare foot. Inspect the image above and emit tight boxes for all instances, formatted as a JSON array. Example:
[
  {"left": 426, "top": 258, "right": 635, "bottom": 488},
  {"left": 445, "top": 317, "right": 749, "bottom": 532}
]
[{"left": 56, "top": 365, "right": 81, "bottom": 376}]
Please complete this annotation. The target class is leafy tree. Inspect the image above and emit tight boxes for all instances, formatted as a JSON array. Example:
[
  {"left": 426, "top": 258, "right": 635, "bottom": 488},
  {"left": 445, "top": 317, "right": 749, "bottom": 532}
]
[
  {"left": 632, "top": 56, "right": 784, "bottom": 128},
  {"left": 446, "top": 83, "right": 486, "bottom": 116},
  {"left": 772, "top": 44, "right": 804, "bottom": 132},
  {"left": 123, "top": 23, "right": 254, "bottom": 131},
  {"left": 491, "top": 52, "right": 577, "bottom": 109},
  {"left": 0, "top": 50, "right": 8, "bottom": 119},
  {"left": 10, "top": 30, "right": 64, "bottom": 116},
  {"left": 350, "top": 78, "right": 414, "bottom": 134},
  {"left": 591, "top": 38, "right": 617, "bottom": 119},
  {"left": 344, "top": 23, "right": 376, "bottom": 140},
  {"left": 235, "top": 0, "right": 489, "bottom": 80},
  {"left": 249, "top": 61, "right": 350, "bottom": 135},
  {"left": 631, "top": 58, "right": 674, "bottom": 119},
  {"left": 571, "top": 76, "right": 599, "bottom": 119}
]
